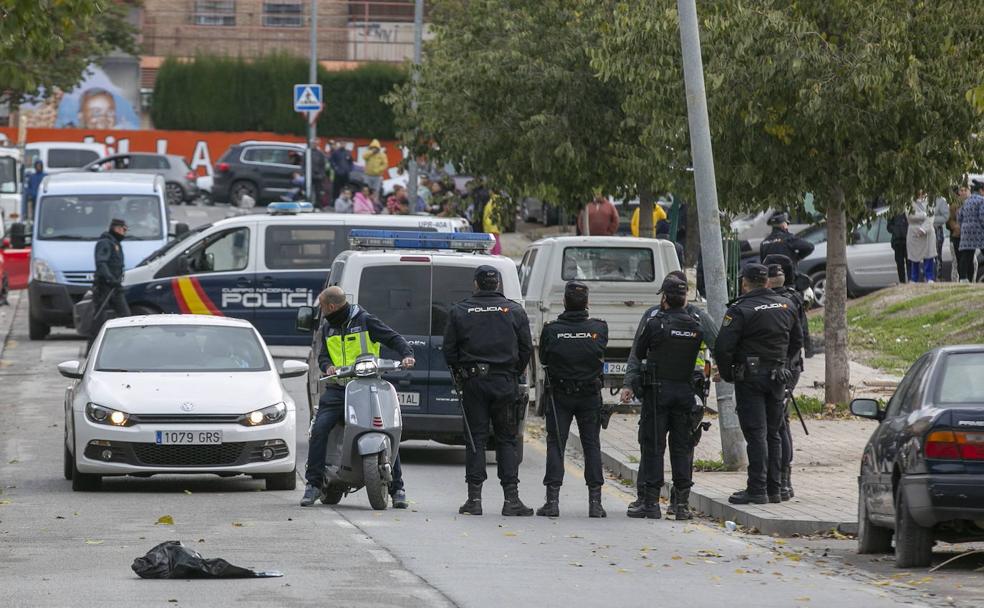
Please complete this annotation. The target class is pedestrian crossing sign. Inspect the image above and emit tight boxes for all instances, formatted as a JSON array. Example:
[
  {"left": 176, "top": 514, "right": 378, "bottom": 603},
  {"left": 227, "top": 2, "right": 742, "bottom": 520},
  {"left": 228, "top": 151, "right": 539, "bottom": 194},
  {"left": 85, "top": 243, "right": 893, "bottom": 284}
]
[{"left": 294, "top": 84, "right": 323, "bottom": 112}]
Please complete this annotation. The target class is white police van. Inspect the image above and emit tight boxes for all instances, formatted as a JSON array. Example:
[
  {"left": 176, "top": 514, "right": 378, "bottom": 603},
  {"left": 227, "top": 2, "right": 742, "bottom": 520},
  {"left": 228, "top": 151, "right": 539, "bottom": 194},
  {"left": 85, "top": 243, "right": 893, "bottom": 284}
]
[
  {"left": 297, "top": 230, "right": 528, "bottom": 456},
  {"left": 120, "top": 204, "right": 469, "bottom": 346}
]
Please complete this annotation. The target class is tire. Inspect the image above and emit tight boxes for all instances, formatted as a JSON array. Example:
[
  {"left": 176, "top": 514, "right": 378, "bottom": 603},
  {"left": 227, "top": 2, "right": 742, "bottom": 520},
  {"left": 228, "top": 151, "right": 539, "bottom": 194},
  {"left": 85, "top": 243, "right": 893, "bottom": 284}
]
[
  {"left": 71, "top": 453, "right": 101, "bottom": 491},
  {"left": 894, "top": 488, "right": 933, "bottom": 568},
  {"left": 231, "top": 180, "right": 259, "bottom": 206},
  {"left": 857, "top": 490, "right": 892, "bottom": 554},
  {"left": 322, "top": 485, "right": 345, "bottom": 505},
  {"left": 165, "top": 183, "right": 184, "bottom": 206},
  {"left": 265, "top": 469, "right": 297, "bottom": 491},
  {"left": 63, "top": 442, "right": 73, "bottom": 480},
  {"left": 29, "top": 314, "right": 50, "bottom": 341},
  {"left": 809, "top": 270, "right": 826, "bottom": 308},
  {"left": 363, "top": 453, "right": 389, "bottom": 510}
]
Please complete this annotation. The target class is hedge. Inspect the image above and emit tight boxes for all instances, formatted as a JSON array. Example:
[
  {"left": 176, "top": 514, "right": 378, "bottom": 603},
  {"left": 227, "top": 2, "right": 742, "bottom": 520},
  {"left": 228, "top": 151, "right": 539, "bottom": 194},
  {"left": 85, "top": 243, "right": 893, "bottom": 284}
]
[{"left": 151, "top": 54, "right": 406, "bottom": 139}]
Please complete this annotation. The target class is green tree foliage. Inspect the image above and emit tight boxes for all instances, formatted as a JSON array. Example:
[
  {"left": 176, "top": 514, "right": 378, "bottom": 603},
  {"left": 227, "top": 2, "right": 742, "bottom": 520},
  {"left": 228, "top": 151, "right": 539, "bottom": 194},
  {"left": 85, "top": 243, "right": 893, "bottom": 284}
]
[
  {"left": 0, "top": 0, "right": 140, "bottom": 107},
  {"left": 594, "top": 0, "right": 984, "bottom": 403},
  {"left": 151, "top": 55, "right": 405, "bottom": 139}
]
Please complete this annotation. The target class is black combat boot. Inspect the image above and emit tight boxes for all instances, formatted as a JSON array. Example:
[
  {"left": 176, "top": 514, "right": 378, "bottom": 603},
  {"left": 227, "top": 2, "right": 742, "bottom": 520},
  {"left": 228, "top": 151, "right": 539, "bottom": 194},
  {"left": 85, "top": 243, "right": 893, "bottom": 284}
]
[
  {"left": 673, "top": 486, "right": 692, "bottom": 520},
  {"left": 627, "top": 486, "right": 644, "bottom": 511},
  {"left": 728, "top": 489, "right": 768, "bottom": 505},
  {"left": 626, "top": 487, "right": 661, "bottom": 519},
  {"left": 780, "top": 466, "right": 794, "bottom": 501},
  {"left": 536, "top": 485, "right": 560, "bottom": 517},
  {"left": 588, "top": 486, "right": 607, "bottom": 518},
  {"left": 458, "top": 483, "right": 483, "bottom": 515},
  {"left": 502, "top": 483, "right": 534, "bottom": 516}
]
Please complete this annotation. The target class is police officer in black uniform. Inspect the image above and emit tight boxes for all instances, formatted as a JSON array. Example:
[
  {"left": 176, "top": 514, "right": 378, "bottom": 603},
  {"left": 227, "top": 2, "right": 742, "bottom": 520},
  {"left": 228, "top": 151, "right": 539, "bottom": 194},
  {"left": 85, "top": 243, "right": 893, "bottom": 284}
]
[
  {"left": 444, "top": 265, "right": 534, "bottom": 516},
  {"left": 759, "top": 212, "right": 815, "bottom": 273},
  {"left": 627, "top": 275, "right": 704, "bottom": 519},
  {"left": 536, "top": 281, "right": 608, "bottom": 518},
  {"left": 764, "top": 253, "right": 811, "bottom": 501},
  {"left": 91, "top": 218, "right": 131, "bottom": 341},
  {"left": 715, "top": 264, "right": 802, "bottom": 504}
]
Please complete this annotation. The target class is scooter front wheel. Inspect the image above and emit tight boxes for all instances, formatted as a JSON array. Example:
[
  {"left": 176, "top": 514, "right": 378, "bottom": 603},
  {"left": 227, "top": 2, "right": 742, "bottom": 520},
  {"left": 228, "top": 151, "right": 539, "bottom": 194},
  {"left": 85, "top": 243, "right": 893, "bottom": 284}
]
[{"left": 363, "top": 453, "right": 389, "bottom": 510}]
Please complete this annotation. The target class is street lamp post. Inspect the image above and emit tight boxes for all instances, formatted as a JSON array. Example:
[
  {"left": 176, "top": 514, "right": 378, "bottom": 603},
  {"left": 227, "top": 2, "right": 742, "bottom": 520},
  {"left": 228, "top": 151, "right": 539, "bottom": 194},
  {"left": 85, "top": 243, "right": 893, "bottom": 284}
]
[{"left": 306, "top": 0, "right": 318, "bottom": 203}]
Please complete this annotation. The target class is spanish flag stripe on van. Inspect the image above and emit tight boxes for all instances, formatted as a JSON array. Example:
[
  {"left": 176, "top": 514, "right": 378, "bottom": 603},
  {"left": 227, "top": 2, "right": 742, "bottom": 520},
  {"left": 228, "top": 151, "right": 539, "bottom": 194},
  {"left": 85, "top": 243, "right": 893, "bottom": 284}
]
[{"left": 172, "top": 277, "right": 223, "bottom": 316}]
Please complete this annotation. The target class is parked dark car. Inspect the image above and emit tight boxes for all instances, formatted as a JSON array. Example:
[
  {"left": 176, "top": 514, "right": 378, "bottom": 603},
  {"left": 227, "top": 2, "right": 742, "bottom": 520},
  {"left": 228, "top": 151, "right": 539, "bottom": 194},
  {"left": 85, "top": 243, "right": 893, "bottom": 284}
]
[
  {"left": 851, "top": 345, "right": 984, "bottom": 568},
  {"left": 83, "top": 153, "right": 199, "bottom": 205},
  {"left": 212, "top": 141, "right": 326, "bottom": 206}
]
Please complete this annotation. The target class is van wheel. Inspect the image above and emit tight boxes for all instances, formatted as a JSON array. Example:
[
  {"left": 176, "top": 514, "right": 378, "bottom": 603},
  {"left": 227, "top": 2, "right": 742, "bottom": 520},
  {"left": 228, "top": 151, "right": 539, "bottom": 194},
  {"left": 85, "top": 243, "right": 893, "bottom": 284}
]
[
  {"left": 894, "top": 488, "right": 933, "bottom": 568},
  {"left": 29, "top": 314, "right": 50, "bottom": 340},
  {"left": 857, "top": 491, "right": 892, "bottom": 554},
  {"left": 265, "top": 469, "right": 297, "bottom": 491},
  {"left": 363, "top": 454, "right": 389, "bottom": 510}
]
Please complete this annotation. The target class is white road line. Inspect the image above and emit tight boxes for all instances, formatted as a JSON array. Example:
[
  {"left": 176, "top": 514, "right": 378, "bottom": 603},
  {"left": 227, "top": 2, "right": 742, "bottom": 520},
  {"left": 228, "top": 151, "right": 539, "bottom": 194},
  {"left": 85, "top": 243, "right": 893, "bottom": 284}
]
[{"left": 334, "top": 519, "right": 356, "bottom": 529}]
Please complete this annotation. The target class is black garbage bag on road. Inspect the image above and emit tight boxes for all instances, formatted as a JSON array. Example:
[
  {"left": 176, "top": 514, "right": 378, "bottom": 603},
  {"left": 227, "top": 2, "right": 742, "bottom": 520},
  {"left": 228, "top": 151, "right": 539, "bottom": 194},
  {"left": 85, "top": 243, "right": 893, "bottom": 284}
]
[{"left": 132, "top": 541, "right": 283, "bottom": 579}]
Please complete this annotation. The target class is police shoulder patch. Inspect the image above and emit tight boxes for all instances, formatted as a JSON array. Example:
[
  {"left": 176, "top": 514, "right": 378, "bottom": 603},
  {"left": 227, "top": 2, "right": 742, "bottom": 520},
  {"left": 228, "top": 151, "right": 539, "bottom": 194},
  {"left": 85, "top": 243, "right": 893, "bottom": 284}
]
[{"left": 722, "top": 314, "right": 733, "bottom": 327}]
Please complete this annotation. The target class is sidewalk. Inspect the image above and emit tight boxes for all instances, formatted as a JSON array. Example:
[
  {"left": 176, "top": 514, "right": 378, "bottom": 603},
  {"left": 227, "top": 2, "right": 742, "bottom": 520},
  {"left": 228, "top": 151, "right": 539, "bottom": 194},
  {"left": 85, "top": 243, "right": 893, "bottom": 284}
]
[{"left": 566, "top": 353, "right": 899, "bottom": 537}]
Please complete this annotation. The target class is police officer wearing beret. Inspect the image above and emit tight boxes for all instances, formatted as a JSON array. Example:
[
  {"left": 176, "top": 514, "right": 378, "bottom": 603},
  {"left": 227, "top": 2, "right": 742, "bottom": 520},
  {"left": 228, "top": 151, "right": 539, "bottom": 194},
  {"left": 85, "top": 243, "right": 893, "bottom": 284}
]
[
  {"left": 627, "top": 275, "right": 705, "bottom": 519},
  {"left": 715, "top": 263, "right": 802, "bottom": 504},
  {"left": 444, "top": 265, "right": 534, "bottom": 516},
  {"left": 759, "top": 212, "right": 814, "bottom": 273},
  {"left": 536, "top": 281, "right": 609, "bottom": 518},
  {"left": 91, "top": 218, "right": 132, "bottom": 342},
  {"left": 764, "top": 254, "right": 811, "bottom": 501}
]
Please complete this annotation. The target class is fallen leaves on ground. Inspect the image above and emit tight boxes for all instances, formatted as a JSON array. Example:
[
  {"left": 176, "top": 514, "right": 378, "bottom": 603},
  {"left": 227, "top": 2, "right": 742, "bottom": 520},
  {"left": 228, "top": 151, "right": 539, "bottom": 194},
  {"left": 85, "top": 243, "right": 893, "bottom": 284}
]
[
  {"left": 156, "top": 515, "right": 174, "bottom": 525},
  {"left": 84, "top": 539, "right": 103, "bottom": 545}
]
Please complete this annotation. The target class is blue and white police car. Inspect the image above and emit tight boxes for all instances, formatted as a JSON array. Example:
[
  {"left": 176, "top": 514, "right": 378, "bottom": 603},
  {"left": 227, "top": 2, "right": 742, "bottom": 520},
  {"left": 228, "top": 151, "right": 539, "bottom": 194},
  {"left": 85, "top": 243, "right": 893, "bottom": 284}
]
[{"left": 120, "top": 204, "right": 469, "bottom": 346}]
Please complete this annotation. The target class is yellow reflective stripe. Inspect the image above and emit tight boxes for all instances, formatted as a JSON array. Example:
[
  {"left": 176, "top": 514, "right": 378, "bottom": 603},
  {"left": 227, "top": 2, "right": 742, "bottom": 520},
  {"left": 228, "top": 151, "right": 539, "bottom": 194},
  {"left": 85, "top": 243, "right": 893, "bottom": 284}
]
[{"left": 175, "top": 277, "right": 212, "bottom": 315}]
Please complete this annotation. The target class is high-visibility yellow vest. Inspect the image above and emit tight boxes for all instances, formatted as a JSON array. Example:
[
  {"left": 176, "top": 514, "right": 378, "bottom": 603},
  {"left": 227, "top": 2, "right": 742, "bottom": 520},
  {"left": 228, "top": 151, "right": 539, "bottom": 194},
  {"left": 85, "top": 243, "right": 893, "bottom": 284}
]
[{"left": 326, "top": 328, "right": 381, "bottom": 367}]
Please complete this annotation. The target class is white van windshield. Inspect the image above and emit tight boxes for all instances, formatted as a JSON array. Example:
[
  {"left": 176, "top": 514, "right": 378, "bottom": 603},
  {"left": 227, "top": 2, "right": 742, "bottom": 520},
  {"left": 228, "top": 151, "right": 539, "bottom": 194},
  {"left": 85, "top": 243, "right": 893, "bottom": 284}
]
[{"left": 37, "top": 195, "right": 163, "bottom": 241}]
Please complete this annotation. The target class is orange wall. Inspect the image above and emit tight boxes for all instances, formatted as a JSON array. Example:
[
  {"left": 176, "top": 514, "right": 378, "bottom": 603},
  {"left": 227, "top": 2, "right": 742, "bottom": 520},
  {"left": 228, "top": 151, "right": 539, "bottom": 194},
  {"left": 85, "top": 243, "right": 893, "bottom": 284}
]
[{"left": 0, "top": 127, "right": 401, "bottom": 176}]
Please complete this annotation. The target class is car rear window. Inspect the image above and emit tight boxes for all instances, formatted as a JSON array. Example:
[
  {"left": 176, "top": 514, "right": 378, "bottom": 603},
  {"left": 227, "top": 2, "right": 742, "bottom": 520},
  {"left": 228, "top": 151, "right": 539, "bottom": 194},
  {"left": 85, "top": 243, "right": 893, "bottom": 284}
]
[
  {"left": 937, "top": 352, "right": 984, "bottom": 404},
  {"left": 130, "top": 155, "right": 170, "bottom": 170},
  {"left": 432, "top": 266, "right": 476, "bottom": 337},
  {"left": 243, "top": 147, "right": 297, "bottom": 165},
  {"left": 561, "top": 247, "right": 654, "bottom": 282},
  {"left": 358, "top": 265, "right": 430, "bottom": 336},
  {"left": 96, "top": 325, "right": 270, "bottom": 372},
  {"left": 47, "top": 148, "right": 101, "bottom": 168}
]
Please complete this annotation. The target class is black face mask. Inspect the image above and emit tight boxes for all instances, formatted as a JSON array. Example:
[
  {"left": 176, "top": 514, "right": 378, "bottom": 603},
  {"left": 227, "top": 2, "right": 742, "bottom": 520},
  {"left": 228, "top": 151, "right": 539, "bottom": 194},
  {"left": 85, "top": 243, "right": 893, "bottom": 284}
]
[{"left": 325, "top": 303, "right": 351, "bottom": 326}]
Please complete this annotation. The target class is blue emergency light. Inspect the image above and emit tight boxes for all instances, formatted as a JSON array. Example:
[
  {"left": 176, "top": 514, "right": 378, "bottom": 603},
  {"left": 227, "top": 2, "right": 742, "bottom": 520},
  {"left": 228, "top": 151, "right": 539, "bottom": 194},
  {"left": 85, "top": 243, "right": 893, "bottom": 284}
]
[
  {"left": 267, "top": 201, "right": 314, "bottom": 215},
  {"left": 348, "top": 230, "right": 496, "bottom": 252}
]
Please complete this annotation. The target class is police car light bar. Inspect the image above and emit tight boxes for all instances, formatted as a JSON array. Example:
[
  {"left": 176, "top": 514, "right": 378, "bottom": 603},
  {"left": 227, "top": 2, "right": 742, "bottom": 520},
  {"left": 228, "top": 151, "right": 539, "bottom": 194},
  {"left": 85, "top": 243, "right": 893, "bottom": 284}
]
[
  {"left": 267, "top": 202, "right": 314, "bottom": 215},
  {"left": 348, "top": 230, "right": 496, "bottom": 252}
]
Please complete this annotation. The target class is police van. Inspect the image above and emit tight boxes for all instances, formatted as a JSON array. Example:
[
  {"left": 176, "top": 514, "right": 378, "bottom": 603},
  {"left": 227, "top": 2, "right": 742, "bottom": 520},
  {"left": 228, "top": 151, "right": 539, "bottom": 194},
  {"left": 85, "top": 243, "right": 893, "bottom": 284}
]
[
  {"left": 120, "top": 205, "right": 469, "bottom": 346},
  {"left": 296, "top": 230, "right": 528, "bottom": 455}
]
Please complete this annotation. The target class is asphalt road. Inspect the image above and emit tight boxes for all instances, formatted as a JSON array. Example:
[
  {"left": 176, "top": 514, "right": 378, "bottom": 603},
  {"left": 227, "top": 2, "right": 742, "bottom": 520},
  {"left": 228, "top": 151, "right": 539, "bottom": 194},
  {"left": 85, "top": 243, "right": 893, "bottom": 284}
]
[{"left": 0, "top": 203, "right": 975, "bottom": 606}]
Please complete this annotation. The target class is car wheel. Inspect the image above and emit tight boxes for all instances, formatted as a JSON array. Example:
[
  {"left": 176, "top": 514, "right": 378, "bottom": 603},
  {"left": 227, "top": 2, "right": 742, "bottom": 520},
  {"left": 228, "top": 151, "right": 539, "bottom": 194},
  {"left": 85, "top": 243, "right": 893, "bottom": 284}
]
[
  {"left": 28, "top": 314, "right": 50, "bottom": 341},
  {"left": 71, "top": 453, "right": 101, "bottom": 491},
  {"left": 857, "top": 490, "right": 892, "bottom": 554},
  {"left": 809, "top": 270, "right": 826, "bottom": 308},
  {"left": 265, "top": 469, "right": 297, "bottom": 491},
  {"left": 894, "top": 487, "right": 933, "bottom": 568},
  {"left": 165, "top": 183, "right": 184, "bottom": 206},
  {"left": 63, "top": 442, "right": 73, "bottom": 480},
  {"left": 231, "top": 180, "right": 259, "bottom": 206}
]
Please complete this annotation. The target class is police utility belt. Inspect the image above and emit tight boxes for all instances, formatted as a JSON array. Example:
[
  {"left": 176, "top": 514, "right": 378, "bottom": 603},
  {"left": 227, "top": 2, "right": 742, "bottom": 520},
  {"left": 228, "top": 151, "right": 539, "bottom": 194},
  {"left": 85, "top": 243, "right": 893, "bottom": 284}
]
[
  {"left": 549, "top": 376, "right": 601, "bottom": 395},
  {"left": 458, "top": 362, "right": 514, "bottom": 379},
  {"left": 731, "top": 356, "right": 789, "bottom": 382}
]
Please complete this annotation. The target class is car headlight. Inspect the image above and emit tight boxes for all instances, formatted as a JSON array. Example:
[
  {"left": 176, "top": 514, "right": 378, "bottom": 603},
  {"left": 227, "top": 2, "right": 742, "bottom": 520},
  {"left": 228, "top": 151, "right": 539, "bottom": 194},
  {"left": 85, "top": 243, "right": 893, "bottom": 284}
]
[
  {"left": 354, "top": 360, "right": 378, "bottom": 377},
  {"left": 85, "top": 403, "right": 132, "bottom": 426},
  {"left": 32, "top": 258, "right": 56, "bottom": 283},
  {"left": 241, "top": 402, "right": 287, "bottom": 426}
]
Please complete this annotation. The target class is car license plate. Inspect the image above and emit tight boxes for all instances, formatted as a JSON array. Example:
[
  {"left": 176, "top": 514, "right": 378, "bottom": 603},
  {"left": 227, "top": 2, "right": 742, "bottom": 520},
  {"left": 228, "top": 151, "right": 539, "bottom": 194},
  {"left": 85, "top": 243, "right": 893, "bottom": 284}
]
[
  {"left": 604, "top": 362, "right": 628, "bottom": 375},
  {"left": 155, "top": 430, "right": 223, "bottom": 445},
  {"left": 397, "top": 392, "right": 420, "bottom": 407}
]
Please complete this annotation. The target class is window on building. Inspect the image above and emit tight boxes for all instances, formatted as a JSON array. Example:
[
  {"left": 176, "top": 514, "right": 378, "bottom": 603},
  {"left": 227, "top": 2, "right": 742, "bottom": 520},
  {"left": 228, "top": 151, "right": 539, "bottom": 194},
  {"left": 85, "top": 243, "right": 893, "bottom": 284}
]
[
  {"left": 193, "top": 0, "right": 236, "bottom": 26},
  {"left": 263, "top": 2, "right": 304, "bottom": 28}
]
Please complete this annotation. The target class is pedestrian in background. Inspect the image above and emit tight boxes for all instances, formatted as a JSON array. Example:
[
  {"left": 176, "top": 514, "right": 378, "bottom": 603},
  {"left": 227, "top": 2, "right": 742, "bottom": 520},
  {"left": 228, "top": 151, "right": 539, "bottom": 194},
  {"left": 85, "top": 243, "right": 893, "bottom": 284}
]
[
  {"left": 333, "top": 186, "right": 354, "bottom": 214},
  {"left": 536, "top": 281, "right": 608, "bottom": 519},
  {"left": 947, "top": 185, "right": 970, "bottom": 281},
  {"left": 958, "top": 180, "right": 984, "bottom": 283},
  {"left": 576, "top": 193, "right": 619, "bottom": 236},
  {"left": 656, "top": 220, "right": 684, "bottom": 267},
  {"left": 443, "top": 266, "right": 534, "bottom": 517},
  {"left": 22, "top": 160, "right": 46, "bottom": 219},
  {"left": 483, "top": 193, "right": 505, "bottom": 255},
  {"left": 353, "top": 185, "right": 375, "bottom": 214},
  {"left": 329, "top": 141, "right": 353, "bottom": 200},
  {"left": 888, "top": 212, "right": 909, "bottom": 283},
  {"left": 715, "top": 264, "right": 801, "bottom": 505},
  {"left": 363, "top": 139, "right": 388, "bottom": 196},
  {"left": 90, "top": 218, "right": 131, "bottom": 344},
  {"left": 933, "top": 192, "right": 950, "bottom": 277},
  {"left": 386, "top": 185, "right": 411, "bottom": 215},
  {"left": 907, "top": 191, "right": 937, "bottom": 283},
  {"left": 630, "top": 202, "right": 667, "bottom": 237}
]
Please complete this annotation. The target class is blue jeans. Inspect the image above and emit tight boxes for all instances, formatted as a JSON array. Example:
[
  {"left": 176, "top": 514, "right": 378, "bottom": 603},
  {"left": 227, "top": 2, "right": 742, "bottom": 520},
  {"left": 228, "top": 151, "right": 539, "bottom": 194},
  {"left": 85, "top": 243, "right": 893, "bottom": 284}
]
[{"left": 305, "top": 392, "right": 404, "bottom": 494}]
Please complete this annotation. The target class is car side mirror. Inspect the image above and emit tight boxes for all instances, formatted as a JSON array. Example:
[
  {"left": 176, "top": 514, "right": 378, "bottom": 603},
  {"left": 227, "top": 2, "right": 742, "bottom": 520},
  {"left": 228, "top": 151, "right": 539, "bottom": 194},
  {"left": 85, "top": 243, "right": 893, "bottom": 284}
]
[
  {"left": 280, "top": 360, "right": 309, "bottom": 379},
  {"left": 57, "top": 360, "right": 83, "bottom": 379},
  {"left": 850, "top": 398, "right": 882, "bottom": 420},
  {"left": 176, "top": 255, "right": 191, "bottom": 275},
  {"left": 296, "top": 306, "right": 315, "bottom": 333},
  {"left": 172, "top": 222, "right": 190, "bottom": 239}
]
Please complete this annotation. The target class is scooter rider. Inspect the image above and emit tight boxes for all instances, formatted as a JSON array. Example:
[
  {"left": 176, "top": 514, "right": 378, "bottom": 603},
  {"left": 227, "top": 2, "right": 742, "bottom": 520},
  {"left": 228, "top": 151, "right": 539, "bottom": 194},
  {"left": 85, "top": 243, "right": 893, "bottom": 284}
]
[
  {"left": 536, "top": 281, "right": 609, "bottom": 518},
  {"left": 301, "top": 286, "right": 416, "bottom": 508},
  {"left": 443, "top": 265, "right": 534, "bottom": 516},
  {"left": 759, "top": 212, "right": 814, "bottom": 273}
]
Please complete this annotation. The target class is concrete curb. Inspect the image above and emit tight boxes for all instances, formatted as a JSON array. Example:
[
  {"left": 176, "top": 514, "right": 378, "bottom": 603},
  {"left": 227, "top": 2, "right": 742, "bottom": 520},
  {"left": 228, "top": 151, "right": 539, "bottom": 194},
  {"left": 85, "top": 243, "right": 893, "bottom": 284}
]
[
  {"left": 566, "top": 421, "right": 857, "bottom": 537},
  {"left": 0, "top": 290, "right": 22, "bottom": 360}
]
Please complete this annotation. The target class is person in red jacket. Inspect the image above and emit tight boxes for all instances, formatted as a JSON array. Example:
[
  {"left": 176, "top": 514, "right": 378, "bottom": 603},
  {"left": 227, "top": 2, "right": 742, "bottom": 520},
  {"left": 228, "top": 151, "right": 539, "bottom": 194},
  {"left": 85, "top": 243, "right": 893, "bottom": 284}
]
[{"left": 576, "top": 194, "right": 620, "bottom": 236}]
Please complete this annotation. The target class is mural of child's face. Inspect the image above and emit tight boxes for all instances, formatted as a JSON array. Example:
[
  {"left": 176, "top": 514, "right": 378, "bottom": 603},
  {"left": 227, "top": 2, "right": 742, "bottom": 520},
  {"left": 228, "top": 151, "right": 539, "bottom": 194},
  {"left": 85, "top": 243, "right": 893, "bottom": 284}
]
[{"left": 79, "top": 92, "right": 116, "bottom": 129}]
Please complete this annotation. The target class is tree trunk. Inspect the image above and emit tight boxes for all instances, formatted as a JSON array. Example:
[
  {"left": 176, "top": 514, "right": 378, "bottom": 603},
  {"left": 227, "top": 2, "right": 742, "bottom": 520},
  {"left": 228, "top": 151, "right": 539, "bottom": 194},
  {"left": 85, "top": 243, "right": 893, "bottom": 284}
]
[
  {"left": 824, "top": 190, "right": 851, "bottom": 405},
  {"left": 639, "top": 187, "right": 655, "bottom": 238}
]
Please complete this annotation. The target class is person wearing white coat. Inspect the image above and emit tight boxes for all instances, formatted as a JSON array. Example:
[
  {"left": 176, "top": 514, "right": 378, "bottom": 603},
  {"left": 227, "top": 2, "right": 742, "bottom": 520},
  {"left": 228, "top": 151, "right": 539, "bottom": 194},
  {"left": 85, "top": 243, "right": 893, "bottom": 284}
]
[{"left": 907, "top": 192, "right": 937, "bottom": 282}]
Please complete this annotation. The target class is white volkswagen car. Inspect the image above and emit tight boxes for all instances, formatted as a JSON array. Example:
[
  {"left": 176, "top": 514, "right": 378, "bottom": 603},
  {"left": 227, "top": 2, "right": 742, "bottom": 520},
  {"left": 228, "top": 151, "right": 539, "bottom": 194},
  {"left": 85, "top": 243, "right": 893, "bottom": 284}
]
[{"left": 59, "top": 315, "right": 307, "bottom": 491}]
